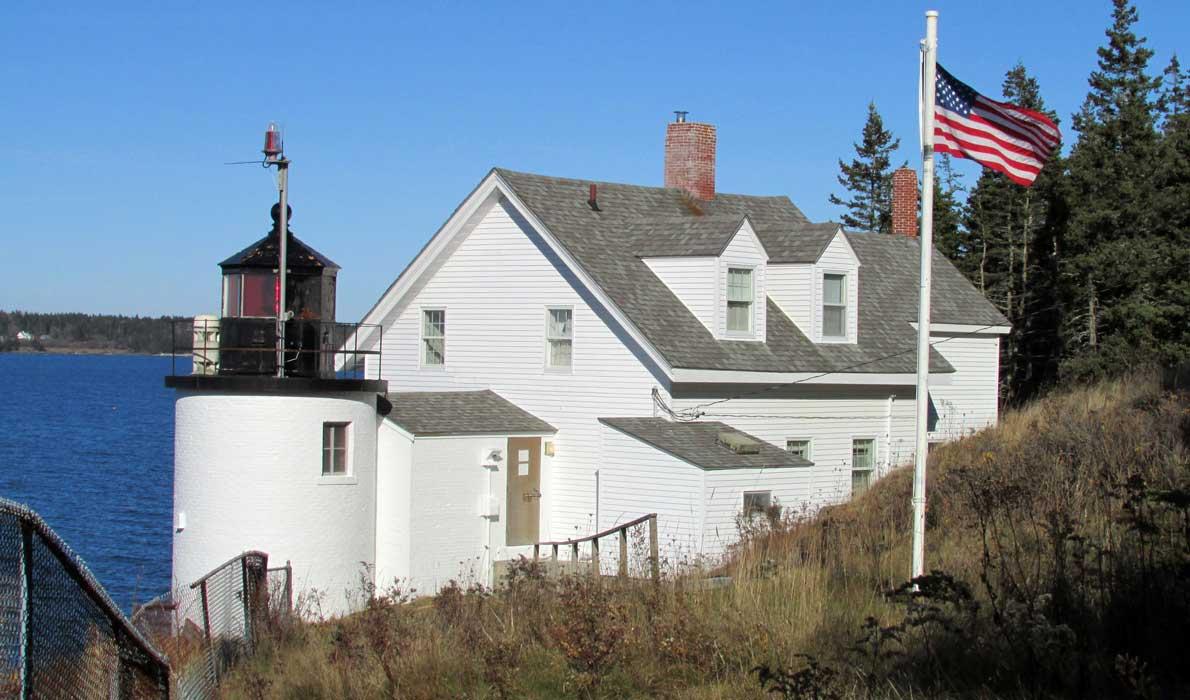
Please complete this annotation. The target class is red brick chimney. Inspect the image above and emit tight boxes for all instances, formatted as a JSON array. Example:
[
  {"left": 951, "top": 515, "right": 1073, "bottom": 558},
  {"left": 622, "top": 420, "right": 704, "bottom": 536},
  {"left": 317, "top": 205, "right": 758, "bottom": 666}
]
[
  {"left": 891, "top": 167, "right": 918, "bottom": 237},
  {"left": 664, "top": 112, "right": 716, "bottom": 201}
]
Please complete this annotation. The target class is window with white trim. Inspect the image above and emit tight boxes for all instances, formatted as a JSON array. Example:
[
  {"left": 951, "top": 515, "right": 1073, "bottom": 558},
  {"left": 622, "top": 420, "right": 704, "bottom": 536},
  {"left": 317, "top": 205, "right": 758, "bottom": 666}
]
[
  {"left": 726, "top": 268, "right": 753, "bottom": 333},
  {"left": 742, "top": 490, "right": 772, "bottom": 517},
  {"left": 851, "top": 438, "right": 875, "bottom": 497},
  {"left": 786, "top": 439, "right": 812, "bottom": 461},
  {"left": 823, "top": 273, "right": 847, "bottom": 338},
  {"left": 322, "top": 422, "right": 350, "bottom": 475},
  {"left": 546, "top": 308, "right": 573, "bottom": 369},
  {"left": 421, "top": 309, "right": 445, "bottom": 366}
]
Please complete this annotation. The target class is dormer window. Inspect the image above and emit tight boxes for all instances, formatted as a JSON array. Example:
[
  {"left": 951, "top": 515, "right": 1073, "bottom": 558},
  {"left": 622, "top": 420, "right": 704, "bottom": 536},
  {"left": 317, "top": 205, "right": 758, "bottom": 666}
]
[
  {"left": 823, "top": 273, "right": 847, "bottom": 339},
  {"left": 726, "top": 268, "right": 754, "bottom": 333}
]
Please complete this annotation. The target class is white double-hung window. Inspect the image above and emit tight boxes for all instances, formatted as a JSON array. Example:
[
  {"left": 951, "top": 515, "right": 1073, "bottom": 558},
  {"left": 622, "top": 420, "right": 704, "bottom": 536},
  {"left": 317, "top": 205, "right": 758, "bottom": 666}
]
[
  {"left": 726, "top": 268, "right": 754, "bottom": 333},
  {"left": 422, "top": 309, "right": 445, "bottom": 367},
  {"left": 823, "top": 273, "right": 847, "bottom": 339},
  {"left": 546, "top": 307, "right": 573, "bottom": 369},
  {"left": 322, "top": 422, "right": 350, "bottom": 475},
  {"left": 786, "top": 439, "right": 812, "bottom": 461},
  {"left": 851, "top": 438, "right": 876, "bottom": 497}
]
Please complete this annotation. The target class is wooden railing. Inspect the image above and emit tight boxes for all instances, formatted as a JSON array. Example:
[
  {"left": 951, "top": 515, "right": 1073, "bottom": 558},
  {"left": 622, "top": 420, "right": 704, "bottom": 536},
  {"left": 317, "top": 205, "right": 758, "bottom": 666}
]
[{"left": 533, "top": 513, "right": 659, "bottom": 582}]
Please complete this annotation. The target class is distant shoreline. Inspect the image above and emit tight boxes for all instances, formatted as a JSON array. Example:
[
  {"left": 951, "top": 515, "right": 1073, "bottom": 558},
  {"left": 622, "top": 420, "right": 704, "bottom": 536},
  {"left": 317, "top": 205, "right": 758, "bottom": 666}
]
[{"left": 0, "top": 347, "right": 167, "bottom": 357}]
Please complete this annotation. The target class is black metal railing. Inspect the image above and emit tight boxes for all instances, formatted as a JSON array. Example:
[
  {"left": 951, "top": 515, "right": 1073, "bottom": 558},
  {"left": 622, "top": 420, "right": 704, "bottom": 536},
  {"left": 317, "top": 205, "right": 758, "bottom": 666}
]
[
  {"left": 0, "top": 498, "right": 171, "bottom": 698},
  {"left": 170, "top": 318, "right": 382, "bottom": 381}
]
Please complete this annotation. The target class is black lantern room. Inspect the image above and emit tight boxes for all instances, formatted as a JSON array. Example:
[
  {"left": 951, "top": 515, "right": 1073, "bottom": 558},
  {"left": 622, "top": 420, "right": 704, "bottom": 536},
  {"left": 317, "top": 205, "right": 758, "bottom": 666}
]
[{"left": 217, "top": 203, "right": 340, "bottom": 377}]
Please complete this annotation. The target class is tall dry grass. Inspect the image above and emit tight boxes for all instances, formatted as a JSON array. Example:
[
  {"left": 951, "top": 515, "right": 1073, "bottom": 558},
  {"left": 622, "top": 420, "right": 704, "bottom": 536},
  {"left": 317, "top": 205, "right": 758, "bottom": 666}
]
[{"left": 220, "top": 374, "right": 1189, "bottom": 698}]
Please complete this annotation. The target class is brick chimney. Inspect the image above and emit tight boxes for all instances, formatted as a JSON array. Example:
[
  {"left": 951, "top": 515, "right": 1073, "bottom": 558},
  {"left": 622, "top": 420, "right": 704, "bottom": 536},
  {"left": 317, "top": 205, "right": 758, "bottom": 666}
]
[
  {"left": 891, "top": 167, "right": 918, "bottom": 237},
  {"left": 664, "top": 112, "right": 716, "bottom": 201}
]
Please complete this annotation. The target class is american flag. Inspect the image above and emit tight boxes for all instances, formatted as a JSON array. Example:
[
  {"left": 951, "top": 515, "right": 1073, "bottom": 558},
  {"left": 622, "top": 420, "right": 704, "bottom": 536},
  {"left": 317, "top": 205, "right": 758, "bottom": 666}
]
[{"left": 933, "top": 64, "right": 1061, "bottom": 186}]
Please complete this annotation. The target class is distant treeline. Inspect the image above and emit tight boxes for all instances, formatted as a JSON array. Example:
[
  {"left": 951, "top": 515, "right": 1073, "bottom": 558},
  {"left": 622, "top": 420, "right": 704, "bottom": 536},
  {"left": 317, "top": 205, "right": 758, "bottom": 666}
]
[{"left": 0, "top": 311, "right": 193, "bottom": 354}]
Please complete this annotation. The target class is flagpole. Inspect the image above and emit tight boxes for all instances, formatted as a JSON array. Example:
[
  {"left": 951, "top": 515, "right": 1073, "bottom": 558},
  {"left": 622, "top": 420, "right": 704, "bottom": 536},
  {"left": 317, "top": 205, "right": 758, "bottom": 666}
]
[{"left": 911, "top": 10, "right": 938, "bottom": 581}]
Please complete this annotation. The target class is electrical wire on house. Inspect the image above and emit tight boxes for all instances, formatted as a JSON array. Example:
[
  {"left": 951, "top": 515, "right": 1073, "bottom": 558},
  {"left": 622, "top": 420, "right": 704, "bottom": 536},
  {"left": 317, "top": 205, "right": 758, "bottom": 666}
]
[
  {"left": 677, "top": 320, "right": 1009, "bottom": 417},
  {"left": 654, "top": 269, "right": 1153, "bottom": 423},
  {"left": 675, "top": 295, "right": 1074, "bottom": 418}
]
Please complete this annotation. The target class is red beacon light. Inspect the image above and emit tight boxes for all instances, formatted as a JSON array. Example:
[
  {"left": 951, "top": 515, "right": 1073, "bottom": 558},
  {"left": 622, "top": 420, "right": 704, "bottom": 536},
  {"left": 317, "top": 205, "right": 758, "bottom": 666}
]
[{"left": 263, "top": 123, "right": 283, "bottom": 162}]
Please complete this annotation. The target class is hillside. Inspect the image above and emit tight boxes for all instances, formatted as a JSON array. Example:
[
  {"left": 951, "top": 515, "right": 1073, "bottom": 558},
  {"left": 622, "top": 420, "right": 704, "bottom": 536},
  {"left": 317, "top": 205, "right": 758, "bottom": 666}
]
[{"left": 222, "top": 375, "right": 1189, "bottom": 699}]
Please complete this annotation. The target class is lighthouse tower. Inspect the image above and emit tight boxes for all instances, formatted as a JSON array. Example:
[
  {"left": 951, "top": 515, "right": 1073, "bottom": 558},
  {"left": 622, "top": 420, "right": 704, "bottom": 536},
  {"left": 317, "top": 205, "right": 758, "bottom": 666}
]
[{"left": 165, "top": 158, "right": 387, "bottom": 618}]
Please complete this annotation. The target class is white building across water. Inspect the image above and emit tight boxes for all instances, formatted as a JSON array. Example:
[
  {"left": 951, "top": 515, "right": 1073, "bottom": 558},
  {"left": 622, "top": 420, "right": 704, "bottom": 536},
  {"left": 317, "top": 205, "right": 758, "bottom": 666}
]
[{"left": 167, "top": 116, "right": 1008, "bottom": 616}]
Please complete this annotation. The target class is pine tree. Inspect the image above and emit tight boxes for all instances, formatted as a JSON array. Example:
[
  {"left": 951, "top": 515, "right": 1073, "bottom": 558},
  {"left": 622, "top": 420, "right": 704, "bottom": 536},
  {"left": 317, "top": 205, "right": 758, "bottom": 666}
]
[
  {"left": 829, "top": 102, "right": 901, "bottom": 233},
  {"left": 1156, "top": 54, "right": 1186, "bottom": 123},
  {"left": 1149, "top": 55, "right": 1190, "bottom": 366},
  {"left": 961, "top": 63, "right": 1064, "bottom": 400},
  {"left": 933, "top": 155, "right": 966, "bottom": 262},
  {"left": 1062, "top": 0, "right": 1162, "bottom": 379}
]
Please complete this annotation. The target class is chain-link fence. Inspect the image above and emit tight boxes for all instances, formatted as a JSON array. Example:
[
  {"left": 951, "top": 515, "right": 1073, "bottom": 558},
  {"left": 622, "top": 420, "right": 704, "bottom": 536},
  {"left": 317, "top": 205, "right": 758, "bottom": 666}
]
[
  {"left": 0, "top": 497, "right": 171, "bottom": 698},
  {"left": 147, "top": 553, "right": 291, "bottom": 699}
]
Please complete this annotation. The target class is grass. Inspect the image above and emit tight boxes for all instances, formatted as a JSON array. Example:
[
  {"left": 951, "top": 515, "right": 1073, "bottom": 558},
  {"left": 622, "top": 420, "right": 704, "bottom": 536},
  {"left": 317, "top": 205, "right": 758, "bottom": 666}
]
[{"left": 217, "top": 374, "right": 1189, "bottom": 699}]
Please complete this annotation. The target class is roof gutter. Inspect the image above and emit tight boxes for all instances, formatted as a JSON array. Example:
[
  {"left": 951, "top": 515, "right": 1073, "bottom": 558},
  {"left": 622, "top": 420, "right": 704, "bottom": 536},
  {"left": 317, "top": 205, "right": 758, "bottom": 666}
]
[{"left": 669, "top": 369, "right": 954, "bottom": 386}]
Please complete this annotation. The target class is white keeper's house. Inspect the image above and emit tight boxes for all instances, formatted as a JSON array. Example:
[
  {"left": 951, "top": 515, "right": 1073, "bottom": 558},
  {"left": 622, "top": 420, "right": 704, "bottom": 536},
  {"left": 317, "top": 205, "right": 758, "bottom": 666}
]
[{"left": 167, "top": 116, "right": 1008, "bottom": 616}]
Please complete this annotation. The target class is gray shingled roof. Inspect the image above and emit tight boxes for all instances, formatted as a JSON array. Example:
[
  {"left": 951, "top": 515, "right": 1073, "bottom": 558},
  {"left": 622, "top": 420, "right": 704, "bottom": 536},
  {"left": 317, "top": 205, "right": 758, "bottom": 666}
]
[
  {"left": 387, "top": 390, "right": 555, "bottom": 437},
  {"left": 600, "top": 417, "right": 812, "bottom": 470},
  {"left": 495, "top": 169, "right": 1005, "bottom": 375},
  {"left": 756, "top": 222, "right": 842, "bottom": 263},
  {"left": 629, "top": 215, "right": 749, "bottom": 257}
]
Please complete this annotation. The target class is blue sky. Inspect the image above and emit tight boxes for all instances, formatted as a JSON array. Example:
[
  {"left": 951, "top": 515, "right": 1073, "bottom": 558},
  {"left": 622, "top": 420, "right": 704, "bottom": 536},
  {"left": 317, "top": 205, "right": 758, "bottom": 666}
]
[{"left": 1, "top": 1, "right": 1185, "bottom": 320}]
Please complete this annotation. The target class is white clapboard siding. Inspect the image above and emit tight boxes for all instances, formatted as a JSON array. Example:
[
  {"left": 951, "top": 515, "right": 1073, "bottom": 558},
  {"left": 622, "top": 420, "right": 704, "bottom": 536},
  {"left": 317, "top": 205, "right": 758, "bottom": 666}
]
[
  {"left": 375, "top": 421, "right": 414, "bottom": 588},
  {"left": 717, "top": 222, "right": 768, "bottom": 341},
  {"left": 767, "top": 264, "right": 814, "bottom": 335},
  {"left": 703, "top": 467, "right": 812, "bottom": 559},
  {"left": 598, "top": 423, "right": 706, "bottom": 567},
  {"left": 642, "top": 256, "right": 717, "bottom": 333},
  {"left": 670, "top": 385, "right": 916, "bottom": 508},
  {"left": 377, "top": 198, "right": 663, "bottom": 543},
  {"left": 812, "top": 233, "right": 860, "bottom": 343},
  {"left": 406, "top": 436, "right": 494, "bottom": 593},
  {"left": 928, "top": 332, "right": 1001, "bottom": 440}
]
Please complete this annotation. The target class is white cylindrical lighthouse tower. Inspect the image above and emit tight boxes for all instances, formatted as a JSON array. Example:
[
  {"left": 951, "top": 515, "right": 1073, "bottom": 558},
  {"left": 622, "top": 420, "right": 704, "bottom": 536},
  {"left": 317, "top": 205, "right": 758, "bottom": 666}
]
[
  {"left": 171, "top": 389, "right": 381, "bottom": 619},
  {"left": 165, "top": 159, "right": 388, "bottom": 621}
]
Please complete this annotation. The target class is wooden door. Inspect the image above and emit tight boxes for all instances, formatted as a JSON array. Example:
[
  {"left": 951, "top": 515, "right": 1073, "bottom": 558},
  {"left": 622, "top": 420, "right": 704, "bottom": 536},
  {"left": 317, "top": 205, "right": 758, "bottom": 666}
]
[{"left": 506, "top": 437, "right": 542, "bottom": 545}]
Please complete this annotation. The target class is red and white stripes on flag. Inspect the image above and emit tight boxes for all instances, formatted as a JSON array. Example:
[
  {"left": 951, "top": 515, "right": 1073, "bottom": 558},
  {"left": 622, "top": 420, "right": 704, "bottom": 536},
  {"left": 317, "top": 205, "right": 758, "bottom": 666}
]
[{"left": 932, "top": 64, "right": 1061, "bottom": 186}]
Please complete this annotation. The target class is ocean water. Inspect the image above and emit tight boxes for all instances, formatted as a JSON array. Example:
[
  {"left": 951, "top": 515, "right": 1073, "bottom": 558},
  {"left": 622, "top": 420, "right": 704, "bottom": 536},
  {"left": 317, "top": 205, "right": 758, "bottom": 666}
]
[{"left": 0, "top": 353, "right": 174, "bottom": 612}]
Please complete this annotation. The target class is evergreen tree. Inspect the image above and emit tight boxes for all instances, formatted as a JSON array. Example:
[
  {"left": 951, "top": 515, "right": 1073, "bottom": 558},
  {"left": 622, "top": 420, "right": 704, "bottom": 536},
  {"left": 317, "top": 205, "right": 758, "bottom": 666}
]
[
  {"left": 932, "top": 155, "right": 966, "bottom": 262},
  {"left": 1156, "top": 54, "right": 1186, "bottom": 123},
  {"left": 1061, "top": 0, "right": 1162, "bottom": 379},
  {"left": 1149, "top": 55, "right": 1190, "bottom": 366},
  {"left": 829, "top": 102, "right": 901, "bottom": 233},
  {"left": 961, "top": 63, "right": 1064, "bottom": 401}
]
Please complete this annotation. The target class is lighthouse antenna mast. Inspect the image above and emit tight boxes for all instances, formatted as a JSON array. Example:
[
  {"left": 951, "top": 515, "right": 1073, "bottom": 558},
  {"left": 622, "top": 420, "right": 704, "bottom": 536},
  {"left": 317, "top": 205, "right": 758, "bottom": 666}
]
[{"left": 263, "top": 123, "right": 288, "bottom": 378}]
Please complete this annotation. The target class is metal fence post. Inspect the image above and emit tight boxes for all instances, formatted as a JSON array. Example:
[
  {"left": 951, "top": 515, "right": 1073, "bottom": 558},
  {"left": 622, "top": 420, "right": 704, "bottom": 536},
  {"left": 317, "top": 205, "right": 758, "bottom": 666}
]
[
  {"left": 649, "top": 515, "right": 660, "bottom": 583},
  {"left": 240, "top": 556, "right": 251, "bottom": 646},
  {"left": 619, "top": 527, "right": 628, "bottom": 578},
  {"left": 20, "top": 522, "right": 33, "bottom": 700},
  {"left": 199, "top": 580, "right": 212, "bottom": 644},
  {"left": 284, "top": 560, "right": 293, "bottom": 614},
  {"left": 255, "top": 554, "right": 269, "bottom": 645}
]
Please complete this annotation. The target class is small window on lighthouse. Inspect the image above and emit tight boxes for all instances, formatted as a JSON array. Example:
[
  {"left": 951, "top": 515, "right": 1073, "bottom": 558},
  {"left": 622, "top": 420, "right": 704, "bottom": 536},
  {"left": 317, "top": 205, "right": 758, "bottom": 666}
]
[{"left": 322, "top": 422, "right": 350, "bottom": 475}]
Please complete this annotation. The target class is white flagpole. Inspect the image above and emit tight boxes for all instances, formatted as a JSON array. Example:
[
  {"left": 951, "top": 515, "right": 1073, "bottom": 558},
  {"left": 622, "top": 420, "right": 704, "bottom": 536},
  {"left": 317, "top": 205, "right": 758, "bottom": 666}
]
[{"left": 911, "top": 10, "right": 938, "bottom": 581}]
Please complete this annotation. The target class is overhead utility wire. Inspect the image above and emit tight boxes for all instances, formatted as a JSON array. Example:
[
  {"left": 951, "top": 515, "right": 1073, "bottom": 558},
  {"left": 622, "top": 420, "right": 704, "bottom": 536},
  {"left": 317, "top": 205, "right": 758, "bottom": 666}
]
[
  {"left": 659, "top": 272, "right": 1146, "bottom": 422},
  {"left": 677, "top": 314, "right": 1044, "bottom": 419}
]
